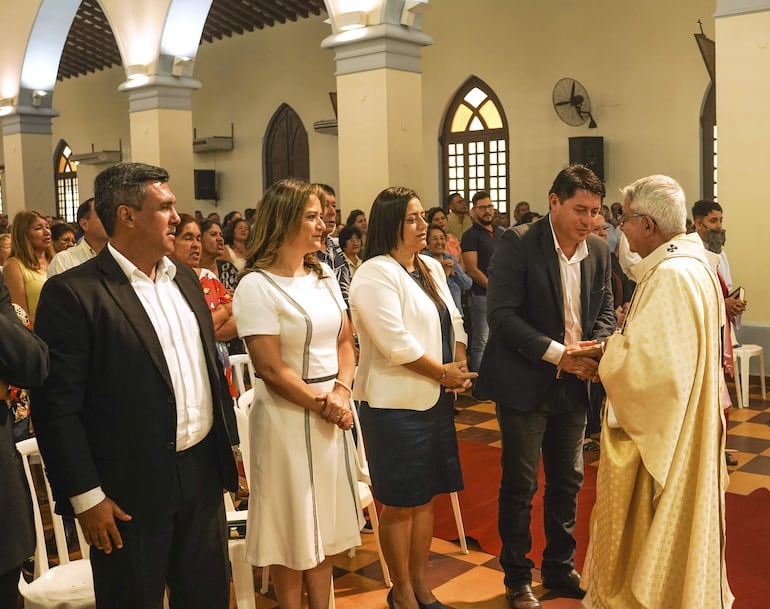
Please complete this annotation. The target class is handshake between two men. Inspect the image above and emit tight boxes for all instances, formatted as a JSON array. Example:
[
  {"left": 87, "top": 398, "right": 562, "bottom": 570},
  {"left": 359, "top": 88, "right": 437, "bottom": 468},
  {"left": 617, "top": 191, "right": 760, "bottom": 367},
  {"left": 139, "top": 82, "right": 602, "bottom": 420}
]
[{"left": 557, "top": 339, "right": 607, "bottom": 383}]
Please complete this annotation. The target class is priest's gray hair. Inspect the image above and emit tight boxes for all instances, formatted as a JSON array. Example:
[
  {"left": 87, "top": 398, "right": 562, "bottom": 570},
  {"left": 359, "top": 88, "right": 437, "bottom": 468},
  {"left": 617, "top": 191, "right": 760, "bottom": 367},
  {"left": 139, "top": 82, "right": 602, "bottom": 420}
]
[{"left": 620, "top": 175, "right": 686, "bottom": 235}]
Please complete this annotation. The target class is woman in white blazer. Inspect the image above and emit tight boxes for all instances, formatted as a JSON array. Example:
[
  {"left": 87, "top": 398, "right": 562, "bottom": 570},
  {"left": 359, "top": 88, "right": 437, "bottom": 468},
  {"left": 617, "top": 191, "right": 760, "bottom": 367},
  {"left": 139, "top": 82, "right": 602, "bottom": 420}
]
[{"left": 349, "top": 187, "right": 476, "bottom": 609}]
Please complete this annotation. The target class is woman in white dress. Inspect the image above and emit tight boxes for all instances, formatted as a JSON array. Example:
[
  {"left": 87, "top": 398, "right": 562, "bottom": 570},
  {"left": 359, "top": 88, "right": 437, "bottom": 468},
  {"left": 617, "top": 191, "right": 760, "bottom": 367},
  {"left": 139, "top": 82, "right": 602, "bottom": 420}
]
[{"left": 233, "top": 178, "right": 362, "bottom": 609}]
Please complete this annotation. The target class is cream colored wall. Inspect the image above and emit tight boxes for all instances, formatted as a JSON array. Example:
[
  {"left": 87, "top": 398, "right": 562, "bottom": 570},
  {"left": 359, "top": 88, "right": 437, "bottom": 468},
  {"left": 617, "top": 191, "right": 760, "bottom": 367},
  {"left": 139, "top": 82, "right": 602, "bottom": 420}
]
[
  {"left": 337, "top": 69, "right": 425, "bottom": 210},
  {"left": 716, "top": 10, "right": 770, "bottom": 326},
  {"left": 51, "top": 67, "right": 129, "bottom": 201},
  {"left": 421, "top": 0, "right": 714, "bottom": 212},
  {"left": 47, "top": 0, "right": 714, "bottom": 218},
  {"left": 190, "top": 16, "right": 339, "bottom": 213},
  {"left": 0, "top": 1, "right": 44, "bottom": 99}
]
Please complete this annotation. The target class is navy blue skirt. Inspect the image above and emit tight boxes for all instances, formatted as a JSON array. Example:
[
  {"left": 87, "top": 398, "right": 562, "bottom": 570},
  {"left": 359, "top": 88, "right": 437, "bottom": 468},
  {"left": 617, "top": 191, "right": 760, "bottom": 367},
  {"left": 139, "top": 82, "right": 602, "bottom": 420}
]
[{"left": 358, "top": 391, "right": 463, "bottom": 507}]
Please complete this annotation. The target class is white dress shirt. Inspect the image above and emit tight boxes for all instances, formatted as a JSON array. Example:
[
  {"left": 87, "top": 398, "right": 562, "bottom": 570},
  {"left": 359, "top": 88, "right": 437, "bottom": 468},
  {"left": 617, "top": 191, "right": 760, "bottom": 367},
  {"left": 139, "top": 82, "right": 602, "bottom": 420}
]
[
  {"left": 70, "top": 244, "right": 213, "bottom": 513},
  {"left": 48, "top": 237, "right": 98, "bottom": 277},
  {"left": 541, "top": 217, "right": 588, "bottom": 366}
]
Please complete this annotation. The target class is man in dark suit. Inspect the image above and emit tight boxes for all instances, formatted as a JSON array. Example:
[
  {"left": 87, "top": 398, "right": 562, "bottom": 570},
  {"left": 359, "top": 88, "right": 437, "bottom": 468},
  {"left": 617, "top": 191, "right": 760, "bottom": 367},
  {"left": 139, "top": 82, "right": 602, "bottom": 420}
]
[
  {"left": 476, "top": 165, "right": 615, "bottom": 609},
  {"left": 32, "top": 163, "right": 238, "bottom": 609},
  {"left": 0, "top": 273, "right": 48, "bottom": 607}
]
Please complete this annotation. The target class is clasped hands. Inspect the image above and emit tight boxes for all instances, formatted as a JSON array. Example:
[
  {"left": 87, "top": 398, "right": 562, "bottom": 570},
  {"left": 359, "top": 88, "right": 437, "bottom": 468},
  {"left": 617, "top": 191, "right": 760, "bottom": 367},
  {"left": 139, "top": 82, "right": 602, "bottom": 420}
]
[
  {"left": 315, "top": 390, "right": 353, "bottom": 430},
  {"left": 559, "top": 340, "right": 604, "bottom": 382},
  {"left": 440, "top": 360, "right": 477, "bottom": 393}
]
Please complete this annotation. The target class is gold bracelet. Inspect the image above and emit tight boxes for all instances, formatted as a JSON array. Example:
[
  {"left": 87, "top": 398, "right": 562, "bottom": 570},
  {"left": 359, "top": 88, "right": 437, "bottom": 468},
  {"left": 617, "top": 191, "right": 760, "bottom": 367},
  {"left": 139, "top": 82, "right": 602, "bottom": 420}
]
[
  {"left": 334, "top": 378, "right": 353, "bottom": 395},
  {"left": 439, "top": 366, "right": 448, "bottom": 383}
]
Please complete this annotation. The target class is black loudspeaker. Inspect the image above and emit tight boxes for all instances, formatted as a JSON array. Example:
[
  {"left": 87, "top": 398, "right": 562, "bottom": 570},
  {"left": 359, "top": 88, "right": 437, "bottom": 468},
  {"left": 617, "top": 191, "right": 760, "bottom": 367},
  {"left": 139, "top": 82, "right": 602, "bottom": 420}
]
[
  {"left": 194, "top": 169, "right": 218, "bottom": 200},
  {"left": 568, "top": 136, "right": 604, "bottom": 182}
]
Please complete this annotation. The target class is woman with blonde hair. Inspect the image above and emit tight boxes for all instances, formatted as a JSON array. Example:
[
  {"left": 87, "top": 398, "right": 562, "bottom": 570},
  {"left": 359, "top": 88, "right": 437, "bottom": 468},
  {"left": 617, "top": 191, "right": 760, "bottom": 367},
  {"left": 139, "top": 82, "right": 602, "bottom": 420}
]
[
  {"left": 2, "top": 210, "right": 53, "bottom": 326},
  {"left": 232, "top": 178, "right": 362, "bottom": 609}
]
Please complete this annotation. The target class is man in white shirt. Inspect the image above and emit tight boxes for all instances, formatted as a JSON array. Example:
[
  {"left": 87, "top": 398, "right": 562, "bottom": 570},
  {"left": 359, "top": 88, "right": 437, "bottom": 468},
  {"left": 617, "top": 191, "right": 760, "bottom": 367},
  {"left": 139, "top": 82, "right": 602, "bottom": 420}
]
[
  {"left": 48, "top": 198, "right": 109, "bottom": 277},
  {"left": 32, "top": 163, "right": 239, "bottom": 609}
]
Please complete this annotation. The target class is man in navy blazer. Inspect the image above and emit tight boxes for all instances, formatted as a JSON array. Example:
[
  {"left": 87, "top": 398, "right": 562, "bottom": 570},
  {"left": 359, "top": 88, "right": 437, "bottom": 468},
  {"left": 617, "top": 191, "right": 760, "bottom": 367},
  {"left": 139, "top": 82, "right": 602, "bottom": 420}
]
[
  {"left": 32, "top": 163, "right": 238, "bottom": 609},
  {"left": 476, "top": 165, "right": 615, "bottom": 609}
]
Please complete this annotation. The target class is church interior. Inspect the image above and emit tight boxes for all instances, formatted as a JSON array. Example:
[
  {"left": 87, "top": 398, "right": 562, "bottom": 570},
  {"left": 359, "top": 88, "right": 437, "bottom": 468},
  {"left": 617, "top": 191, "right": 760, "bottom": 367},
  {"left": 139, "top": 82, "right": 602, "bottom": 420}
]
[{"left": 1, "top": 1, "right": 769, "bottom": 607}]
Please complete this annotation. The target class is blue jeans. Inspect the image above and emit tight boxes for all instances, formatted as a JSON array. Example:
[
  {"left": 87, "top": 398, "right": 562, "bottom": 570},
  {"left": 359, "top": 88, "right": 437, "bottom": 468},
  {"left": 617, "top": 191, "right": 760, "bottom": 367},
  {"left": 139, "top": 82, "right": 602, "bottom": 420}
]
[
  {"left": 496, "top": 381, "right": 587, "bottom": 589},
  {"left": 467, "top": 293, "right": 488, "bottom": 372}
]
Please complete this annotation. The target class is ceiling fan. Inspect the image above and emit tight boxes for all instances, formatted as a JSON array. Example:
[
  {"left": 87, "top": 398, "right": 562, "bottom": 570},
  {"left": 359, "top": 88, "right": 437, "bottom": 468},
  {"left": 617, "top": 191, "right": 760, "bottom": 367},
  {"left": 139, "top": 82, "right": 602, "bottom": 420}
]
[{"left": 552, "top": 77, "right": 597, "bottom": 128}]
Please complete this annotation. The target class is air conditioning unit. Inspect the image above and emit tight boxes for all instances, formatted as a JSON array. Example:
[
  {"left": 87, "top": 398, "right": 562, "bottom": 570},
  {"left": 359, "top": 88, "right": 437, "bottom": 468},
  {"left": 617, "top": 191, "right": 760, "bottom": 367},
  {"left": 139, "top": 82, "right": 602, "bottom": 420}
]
[
  {"left": 313, "top": 119, "right": 338, "bottom": 136},
  {"left": 71, "top": 150, "right": 122, "bottom": 165},
  {"left": 193, "top": 136, "right": 234, "bottom": 153}
]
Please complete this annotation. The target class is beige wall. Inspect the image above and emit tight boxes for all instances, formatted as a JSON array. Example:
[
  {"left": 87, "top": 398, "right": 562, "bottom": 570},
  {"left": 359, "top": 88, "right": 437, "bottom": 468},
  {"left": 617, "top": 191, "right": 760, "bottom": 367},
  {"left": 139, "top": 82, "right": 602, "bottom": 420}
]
[
  {"left": 51, "top": 67, "right": 130, "bottom": 201},
  {"left": 716, "top": 9, "right": 770, "bottom": 326},
  {"left": 190, "top": 16, "right": 339, "bottom": 214},
  {"left": 46, "top": 0, "right": 715, "bottom": 216},
  {"left": 421, "top": 0, "right": 714, "bottom": 212}
]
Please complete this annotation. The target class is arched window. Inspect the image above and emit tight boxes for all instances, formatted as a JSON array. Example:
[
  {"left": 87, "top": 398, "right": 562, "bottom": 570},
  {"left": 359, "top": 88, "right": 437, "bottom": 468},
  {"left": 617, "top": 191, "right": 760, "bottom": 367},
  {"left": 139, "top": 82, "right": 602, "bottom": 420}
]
[
  {"left": 440, "top": 76, "right": 510, "bottom": 216},
  {"left": 54, "top": 140, "right": 79, "bottom": 221},
  {"left": 263, "top": 103, "right": 309, "bottom": 191},
  {"left": 701, "top": 84, "right": 717, "bottom": 201}
]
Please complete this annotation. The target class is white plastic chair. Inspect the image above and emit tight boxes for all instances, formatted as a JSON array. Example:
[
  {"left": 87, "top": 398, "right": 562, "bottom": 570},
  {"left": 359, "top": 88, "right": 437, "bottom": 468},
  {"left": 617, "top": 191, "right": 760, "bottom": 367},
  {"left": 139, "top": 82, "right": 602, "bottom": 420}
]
[
  {"left": 229, "top": 353, "right": 257, "bottom": 397},
  {"left": 16, "top": 437, "right": 96, "bottom": 609},
  {"left": 349, "top": 405, "right": 469, "bottom": 555},
  {"left": 237, "top": 387, "right": 255, "bottom": 413},
  {"left": 225, "top": 403, "right": 336, "bottom": 607},
  {"left": 733, "top": 344, "right": 767, "bottom": 408},
  {"left": 223, "top": 403, "right": 270, "bottom": 609}
]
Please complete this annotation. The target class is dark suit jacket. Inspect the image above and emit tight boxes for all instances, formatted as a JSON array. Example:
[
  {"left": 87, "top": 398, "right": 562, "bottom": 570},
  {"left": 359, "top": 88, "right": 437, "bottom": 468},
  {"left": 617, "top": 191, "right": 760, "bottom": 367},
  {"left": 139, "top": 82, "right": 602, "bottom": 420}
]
[
  {"left": 475, "top": 215, "right": 616, "bottom": 411},
  {"left": 31, "top": 248, "right": 238, "bottom": 522},
  {"left": 0, "top": 272, "right": 48, "bottom": 573}
]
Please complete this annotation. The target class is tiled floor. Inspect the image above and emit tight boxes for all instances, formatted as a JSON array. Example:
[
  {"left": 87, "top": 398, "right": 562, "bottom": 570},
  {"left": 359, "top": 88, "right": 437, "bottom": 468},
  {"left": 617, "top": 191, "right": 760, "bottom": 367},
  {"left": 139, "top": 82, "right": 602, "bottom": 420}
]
[{"left": 231, "top": 375, "right": 770, "bottom": 608}]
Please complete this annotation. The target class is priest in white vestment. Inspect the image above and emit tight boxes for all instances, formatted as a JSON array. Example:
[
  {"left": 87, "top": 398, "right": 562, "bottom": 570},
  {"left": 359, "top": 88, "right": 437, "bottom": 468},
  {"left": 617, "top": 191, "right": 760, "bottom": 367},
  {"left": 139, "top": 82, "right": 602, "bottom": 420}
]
[{"left": 582, "top": 175, "right": 733, "bottom": 609}]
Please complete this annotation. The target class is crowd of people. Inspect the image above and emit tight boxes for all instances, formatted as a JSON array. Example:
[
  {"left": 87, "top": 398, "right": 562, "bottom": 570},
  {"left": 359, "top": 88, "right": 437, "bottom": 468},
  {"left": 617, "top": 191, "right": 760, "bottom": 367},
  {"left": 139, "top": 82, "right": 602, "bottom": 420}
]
[{"left": 0, "top": 161, "right": 738, "bottom": 609}]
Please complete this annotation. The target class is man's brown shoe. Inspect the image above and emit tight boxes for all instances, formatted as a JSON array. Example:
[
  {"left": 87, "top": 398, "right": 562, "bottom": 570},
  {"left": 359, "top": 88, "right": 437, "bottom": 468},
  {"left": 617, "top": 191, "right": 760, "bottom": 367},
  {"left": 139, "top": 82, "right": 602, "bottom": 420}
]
[
  {"left": 505, "top": 584, "right": 542, "bottom": 609},
  {"left": 541, "top": 569, "right": 586, "bottom": 599}
]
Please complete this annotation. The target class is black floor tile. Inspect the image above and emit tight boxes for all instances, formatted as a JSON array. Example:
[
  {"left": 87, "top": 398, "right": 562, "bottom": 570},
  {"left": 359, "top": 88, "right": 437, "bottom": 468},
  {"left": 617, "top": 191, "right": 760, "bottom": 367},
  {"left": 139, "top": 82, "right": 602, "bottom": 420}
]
[
  {"left": 737, "top": 454, "right": 770, "bottom": 476},
  {"left": 456, "top": 410, "right": 497, "bottom": 426},
  {"left": 457, "top": 427, "right": 501, "bottom": 445},
  {"left": 725, "top": 435, "right": 770, "bottom": 455}
]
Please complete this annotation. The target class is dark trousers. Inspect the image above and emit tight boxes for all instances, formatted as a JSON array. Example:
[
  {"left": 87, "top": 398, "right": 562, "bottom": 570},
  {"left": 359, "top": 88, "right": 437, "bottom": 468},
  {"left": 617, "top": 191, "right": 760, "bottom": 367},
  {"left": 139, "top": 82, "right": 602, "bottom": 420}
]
[
  {"left": 0, "top": 565, "right": 21, "bottom": 609},
  {"left": 497, "top": 380, "right": 587, "bottom": 589},
  {"left": 586, "top": 381, "right": 605, "bottom": 439},
  {"left": 90, "top": 435, "right": 230, "bottom": 609}
]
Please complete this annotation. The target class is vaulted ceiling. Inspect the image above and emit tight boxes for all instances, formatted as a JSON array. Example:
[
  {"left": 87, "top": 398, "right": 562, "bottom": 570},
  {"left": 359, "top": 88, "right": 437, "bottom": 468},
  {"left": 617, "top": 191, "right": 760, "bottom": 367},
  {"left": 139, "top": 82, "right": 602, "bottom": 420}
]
[{"left": 57, "top": 0, "right": 326, "bottom": 81}]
